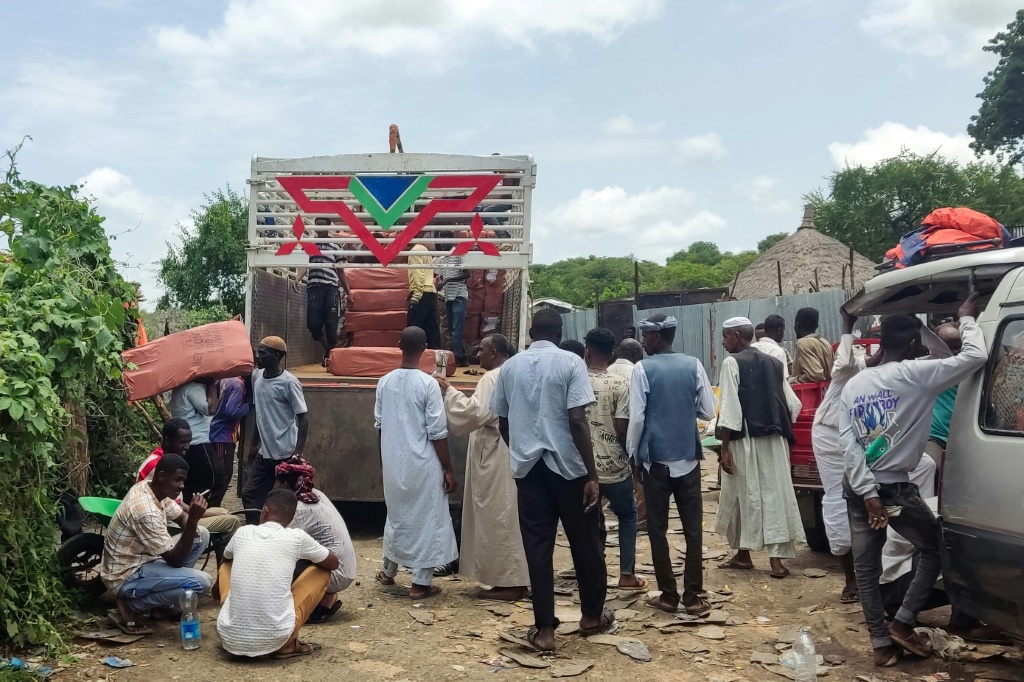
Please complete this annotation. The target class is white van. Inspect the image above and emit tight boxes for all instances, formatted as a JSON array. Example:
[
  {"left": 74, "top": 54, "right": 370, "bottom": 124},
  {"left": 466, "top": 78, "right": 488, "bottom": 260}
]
[{"left": 845, "top": 247, "right": 1024, "bottom": 639}]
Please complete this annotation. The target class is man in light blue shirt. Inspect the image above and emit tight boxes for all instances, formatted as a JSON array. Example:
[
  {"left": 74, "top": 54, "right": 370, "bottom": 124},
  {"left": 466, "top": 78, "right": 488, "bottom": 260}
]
[{"left": 490, "top": 309, "right": 611, "bottom": 652}]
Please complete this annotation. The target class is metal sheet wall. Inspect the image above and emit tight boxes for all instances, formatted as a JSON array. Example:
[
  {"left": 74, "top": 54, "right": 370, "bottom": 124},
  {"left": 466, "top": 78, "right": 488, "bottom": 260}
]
[{"left": 562, "top": 289, "right": 855, "bottom": 382}]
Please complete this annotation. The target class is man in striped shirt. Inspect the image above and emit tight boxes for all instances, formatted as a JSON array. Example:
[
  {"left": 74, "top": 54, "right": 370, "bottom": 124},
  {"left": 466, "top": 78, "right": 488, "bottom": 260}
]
[
  {"left": 439, "top": 252, "right": 470, "bottom": 367},
  {"left": 293, "top": 218, "right": 352, "bottom": 366}
]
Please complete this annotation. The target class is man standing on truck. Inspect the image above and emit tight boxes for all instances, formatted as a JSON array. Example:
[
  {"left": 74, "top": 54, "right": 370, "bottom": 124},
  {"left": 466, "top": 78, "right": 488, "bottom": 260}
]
[
  {"left": 438, "top": 251, "right": 470, "bottom": 367},
  {"left": 407, "top": 243, "right": 441, "bottom": 349},
  {"left": 490, "top": 309, "right": 613, "bottom": 652},
  {"left": 715, "top": 317, "right": 805, "bottom": 579},
  {"left": 241, "top": 336, "right": 309, "bottom": 525},
  {"left": 627, "top": 314, "right": 716, "bottom": 615},
  {"left": 374, "top": 326, "right": 459, "bottom": 599},
  {"left": 438, "top": 334, "right": 529, "bottom": 601},
  {"left": 292, "top": 217, "right": 352, "bottom": 367},
  {"left": 839, "top": 297, "right": 987, "bottom": 667},
  {"left": 791, "top": 307, "right": 834, "bottom": 384}
]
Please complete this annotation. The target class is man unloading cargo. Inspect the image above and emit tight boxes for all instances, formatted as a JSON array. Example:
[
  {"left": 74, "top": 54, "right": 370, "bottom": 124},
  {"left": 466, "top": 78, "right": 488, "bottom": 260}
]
[{"left": 292, "top": 218, "right": 352, "bottom": 367}]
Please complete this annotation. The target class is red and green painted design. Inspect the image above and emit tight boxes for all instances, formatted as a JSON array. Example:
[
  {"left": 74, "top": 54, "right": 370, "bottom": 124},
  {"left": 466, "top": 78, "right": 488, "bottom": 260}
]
[{"left": 275, "top": 174, "right": 502, "bottom": 266}]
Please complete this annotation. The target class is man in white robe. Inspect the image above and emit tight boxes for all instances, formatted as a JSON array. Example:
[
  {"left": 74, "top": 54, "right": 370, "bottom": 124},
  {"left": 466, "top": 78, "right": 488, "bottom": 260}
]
[
  {"left": 374, "top": 327, "right": 459, "bottom": 599},
  {"left": 438, "top": 334, "right": 529, "bottom": 601},
  {"left": 752, "top": 314, "right": 791, "bottom": 381},
  {"left": 715, "top": 317, "right": 805, "bottom": 579}
]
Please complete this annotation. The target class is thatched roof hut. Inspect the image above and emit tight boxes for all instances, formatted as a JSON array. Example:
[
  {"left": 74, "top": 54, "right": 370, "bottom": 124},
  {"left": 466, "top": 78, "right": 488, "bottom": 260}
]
[{"left": 731, "top": 205, "right": 876, "bottom": 300}]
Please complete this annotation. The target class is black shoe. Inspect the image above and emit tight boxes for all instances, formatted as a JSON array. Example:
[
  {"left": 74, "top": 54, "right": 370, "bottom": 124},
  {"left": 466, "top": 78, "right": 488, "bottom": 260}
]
[{"left": 433, "top": 560, "right": 459, "bottom": 577}]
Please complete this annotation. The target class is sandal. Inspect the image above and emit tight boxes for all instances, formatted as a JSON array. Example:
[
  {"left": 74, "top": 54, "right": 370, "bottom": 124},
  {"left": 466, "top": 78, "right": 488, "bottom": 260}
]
[
  {"left": 889, "top": 630, "right": 932, "bottom": 658},
  {"left": 409, "top": 585, "right": 443, "bottom": 600},
  {"left": 375, "top": 571, "right": 396, "bottom": 586},
  {"left": 579, "top": 607, "right": 616, "bottom": 637},
  {"left": 718, "top": 559, "right": 754, "bottom": 570},
  {"left": 272, "top": 640, "right": 321, "bottom": 659},
  {"left": 646, "top": 595, "right": 677, "bottom": 613},
  {"left": 683, "top": 596, "right": 712, "bottom": 618},
  {"left": 109, "top": 613, "right": 153, "bottom": 636},
  {"left": 875, "top": 647, "right": 901, "bottom": 667},
  {"left": 613, "top": 576, "right": 648, "bottom": 590},
  {"left": 769, "top": 567, "right": 790, "bottom": 579},
  {"left": 526, "top": 626, "right": 558, "bottom": 653},
  {"left": 840, "top": 586, "right": 859, "bottom": 604},
  {"left": 307, "top": 601, "right": 342, "bottom": 624}
]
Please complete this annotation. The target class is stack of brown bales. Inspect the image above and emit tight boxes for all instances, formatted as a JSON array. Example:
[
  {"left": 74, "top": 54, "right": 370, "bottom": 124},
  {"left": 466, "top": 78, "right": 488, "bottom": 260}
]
[
  {"left": 464, "top": 268, "right": 505, "bottom": 347},
  {"left": 346, "top": 269, "right": 408, "bottom": 347}
]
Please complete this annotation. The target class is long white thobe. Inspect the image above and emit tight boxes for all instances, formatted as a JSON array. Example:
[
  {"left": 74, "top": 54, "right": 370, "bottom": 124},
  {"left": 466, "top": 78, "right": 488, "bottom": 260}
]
[
  {"left": 443, "top": 368, "right": 530, "bottom": 588},
  {"left": 375, "top": 369, "right": 459, "bottom": 569},
  {"left": 714, "top": 356, "right": 806, "bottom": 558}
]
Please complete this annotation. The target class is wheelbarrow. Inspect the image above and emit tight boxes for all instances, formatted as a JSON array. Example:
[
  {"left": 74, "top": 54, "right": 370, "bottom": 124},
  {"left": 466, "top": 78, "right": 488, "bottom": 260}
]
[{"left": 56, "top": 496, "right": 250, "bottom": 596}]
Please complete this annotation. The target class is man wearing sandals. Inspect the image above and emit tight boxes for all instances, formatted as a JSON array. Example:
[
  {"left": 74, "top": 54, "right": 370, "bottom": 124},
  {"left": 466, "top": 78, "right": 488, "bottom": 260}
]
[
  {"left": 839, "top": 297, "right": 987, "bottom": 667},
  {"left": 490, "top": 309, "right": 613, "bottom": 652},
  {"left": 374, "top": 326, "right": 459, "bottom": 599},
  {"left": 715, "top": 317, "right": 806, "bottom": 580},
  {"left": 626, "top": 314, "right": 717, "bottom": 616},
  {"left": 216, "top": 489, "right": 339, "bottom": 659},
  {"left": 101, "top": 453, "right": 212, "bottom": 635}
]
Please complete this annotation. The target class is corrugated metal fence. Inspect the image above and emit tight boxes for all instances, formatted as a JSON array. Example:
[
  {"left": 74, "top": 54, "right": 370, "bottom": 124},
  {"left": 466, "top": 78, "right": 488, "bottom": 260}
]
[{"left": 562, "top": 289, "right": 856, "bottom": 382}]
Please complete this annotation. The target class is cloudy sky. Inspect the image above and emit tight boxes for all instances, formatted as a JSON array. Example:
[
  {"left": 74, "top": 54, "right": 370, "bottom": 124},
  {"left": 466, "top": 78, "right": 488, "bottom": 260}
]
[{"left": 1, "top": 0, "right": 1018, "bottom": 304}]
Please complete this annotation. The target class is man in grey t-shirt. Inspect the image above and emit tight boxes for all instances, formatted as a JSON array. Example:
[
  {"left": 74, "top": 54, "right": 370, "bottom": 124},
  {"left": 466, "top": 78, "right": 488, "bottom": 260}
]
[{"left": 241, "top": 336, "right": 308, "bottom": 524}]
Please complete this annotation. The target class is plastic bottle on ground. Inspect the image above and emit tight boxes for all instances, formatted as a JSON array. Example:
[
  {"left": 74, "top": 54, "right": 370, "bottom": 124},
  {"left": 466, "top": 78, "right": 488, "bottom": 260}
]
[{"left": 180, "top": 589, "right": 201, "bottom": 650}]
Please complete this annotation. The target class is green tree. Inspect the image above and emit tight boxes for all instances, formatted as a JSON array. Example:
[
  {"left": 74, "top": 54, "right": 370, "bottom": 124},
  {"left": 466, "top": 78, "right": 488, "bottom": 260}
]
[
  {"left": 667, "top": 240, "right": 723, "bottom": 266},
  {"left": 531, "top": 256, "right": 667, "bottom": 307},
  {"left": 969, "top": 10, "right": 1024, "bottom": 164},
  {"left": 757, "top": 232, "right": 788, "bottom": 253},
  {"left": 158, "top": 187, "right": 247, "bottom": 314},
  {"left": 806, "top": 151, "right": 1024, "bottom": 261}
]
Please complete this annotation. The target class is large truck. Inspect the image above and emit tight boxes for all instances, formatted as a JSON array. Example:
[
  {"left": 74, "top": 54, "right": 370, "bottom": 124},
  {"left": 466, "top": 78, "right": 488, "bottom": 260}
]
[{"left": 241, "top": 153, "right": 536, "bottom": 502}]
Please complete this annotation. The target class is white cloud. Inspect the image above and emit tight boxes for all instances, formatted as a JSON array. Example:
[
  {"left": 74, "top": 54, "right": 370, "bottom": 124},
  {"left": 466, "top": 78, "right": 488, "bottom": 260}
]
[
  {"left": 4, "top": 59, "right": 120, "bottom": 118},
  {"left": 537, "top": 185, "right": 724, "bottom": 261},
  {"left": 860, "top": 0, "right": 1020, "bottom": 67},
  {"left": 746, "top": 176, "right": 794, "bottom": 214},
  {"left": 828, "top": 121, "right": 981, "bottom": 167},
  {"left": 153, "top": 0, "right": 665, "bottom": 68},
  {"left": 601, "top": 115, "right": 661, "bottom": 136},
  {"left": 75, "top": 168, "right": 192, "bottom": 303},
  {"left": 675, "top": 133, "right": 726, "bottom": 162}
]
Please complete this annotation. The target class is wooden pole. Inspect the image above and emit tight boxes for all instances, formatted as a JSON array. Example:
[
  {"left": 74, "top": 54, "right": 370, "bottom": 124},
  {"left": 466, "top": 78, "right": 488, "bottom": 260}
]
[
  {"left": 841, "top": 263, "right": 848, "bottom": 289},
  {"left": 814, "top": 268, "right": 820, "bottom": 291},
  {"left": 634, "top": 259, "right": 640, "bottom": 309},
  {"left": 849, "top": 245, "right": 855, "bottom": 289},
  {"left": 776, "top": 260, "right": 783, "bottom": 296}
]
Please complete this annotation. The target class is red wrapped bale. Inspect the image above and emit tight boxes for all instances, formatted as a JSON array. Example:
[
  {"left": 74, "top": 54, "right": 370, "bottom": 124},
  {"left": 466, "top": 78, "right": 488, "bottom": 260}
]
[
  {"left": 349, "top": 288, "right": 409, "bottom": 312},
  {"left": 352, "top": 330, "right": 402, "bottom": 348},
  {"left": 328, "top": 347, "right": 454, "bottom": 377},
  {"left": 346, "top": 310, "right": 407, "bottom": 332},
  {"left": 122, "top": 320, "right": 253, "bottom": 401},
  {"left": 347, "top": 268, "right": 409, "bottom": 290}
]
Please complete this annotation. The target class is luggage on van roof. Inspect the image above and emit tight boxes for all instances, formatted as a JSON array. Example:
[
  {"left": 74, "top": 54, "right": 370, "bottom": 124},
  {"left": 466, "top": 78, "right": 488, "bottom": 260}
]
[{"left": 883, "top": 207, "right": 1010, "bottom": 270}]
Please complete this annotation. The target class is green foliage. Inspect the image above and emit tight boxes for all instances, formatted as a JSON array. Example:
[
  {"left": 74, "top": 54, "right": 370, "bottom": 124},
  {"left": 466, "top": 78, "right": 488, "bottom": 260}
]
[
  {"left": 757, "top": 232, "right": 788, "bottom": 253},
  {"left": 0, "top": 149, "right": 147, "bottom": 647},
  {"left": 969, "top": 10, "right": 1024, "bottom": 164},
  {"left": 142, "top": 304, "right": 233, "bottom": 340},
  {"left": 532, "top": 245, "right": 759, "bottom": 308},
  {"left": 807, "top": 151, "right": 1024, "bottom": 261},
  {"left": 158, "top": 187, "right": 248, "bottom": 315}
]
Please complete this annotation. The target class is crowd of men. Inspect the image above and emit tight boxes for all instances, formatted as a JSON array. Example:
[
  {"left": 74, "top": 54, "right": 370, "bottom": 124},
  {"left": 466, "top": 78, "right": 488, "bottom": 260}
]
[{"left": 98, "top": 297, "right": 1002, "bottom": 667}]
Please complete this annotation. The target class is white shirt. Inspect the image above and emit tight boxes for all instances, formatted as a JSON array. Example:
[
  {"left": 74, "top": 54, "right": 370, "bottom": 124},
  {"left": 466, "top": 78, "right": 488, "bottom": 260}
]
[
  {"left": 217, "top": 522, "right": 330, "bottom": 657},
  {"left": 607, "top": 358, "right": 635, "bottom": 382},
  {"left": 625, "top": 358, "right": 717, "bottom": 477},
  {"left": 752, "top": 338, "right": 790, "bottom": 381}
]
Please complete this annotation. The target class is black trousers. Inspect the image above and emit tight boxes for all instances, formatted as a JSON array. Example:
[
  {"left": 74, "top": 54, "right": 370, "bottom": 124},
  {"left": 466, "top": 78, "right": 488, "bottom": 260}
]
[
  {"left": 241, "top": 457, "right": 281, "bottom": 525},
  {"left": 209, "top": 443, "right": 236, "bottom": 507},
  {"left": 183, "top": 443, "right": 216, "bottom": 504},
  {"left": 407, "top": 292, "right": 441, "bottom": 349},
  {"left": 307, "top": 285, "right": 340, "bottom": 350},
  {"left": 516, "top": 461, "right": 606, "bottom": 629},
  {"left": 643, "top": 462, "right": 703, "bottom": 608}
]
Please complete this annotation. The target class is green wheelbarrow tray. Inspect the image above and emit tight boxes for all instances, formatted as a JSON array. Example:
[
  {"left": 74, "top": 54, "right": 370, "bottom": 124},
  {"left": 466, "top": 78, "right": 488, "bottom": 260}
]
[
  {"left": 78, "top": 497, "right": 123, "bottom": 527},
  {"left": 701, "top": 435, "right": 722, "bottom": 450}
]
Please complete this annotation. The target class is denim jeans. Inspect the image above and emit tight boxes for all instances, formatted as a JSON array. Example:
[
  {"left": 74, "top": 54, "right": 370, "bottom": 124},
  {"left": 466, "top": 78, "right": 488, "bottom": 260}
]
[
  {"left": 599, "top": 477, "right": 637, "bottom": 576},
  {"left": 844, "top": 479, "right": 941, "bottom": 649},
  {"left": 118, "top": 527, "right": 213, "bottom": 612},
  {"left": 445, "top": 297, "right": 468, "bottom": 360}
]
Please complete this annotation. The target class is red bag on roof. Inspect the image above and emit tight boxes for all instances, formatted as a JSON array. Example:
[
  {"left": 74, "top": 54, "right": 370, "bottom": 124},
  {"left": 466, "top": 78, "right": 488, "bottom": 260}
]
[{"left": 921, "top": 207, "right": 1004, "bottom": 239}]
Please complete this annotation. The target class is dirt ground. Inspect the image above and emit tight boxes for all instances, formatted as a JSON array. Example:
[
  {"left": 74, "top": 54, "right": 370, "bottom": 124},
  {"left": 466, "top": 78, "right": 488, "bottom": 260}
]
[{"left": 57, "top": 468, "right": 1021, "bottom": 682}]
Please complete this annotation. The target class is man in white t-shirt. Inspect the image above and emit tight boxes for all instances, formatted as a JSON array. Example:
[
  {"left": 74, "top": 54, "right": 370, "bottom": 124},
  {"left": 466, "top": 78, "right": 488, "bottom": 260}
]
[{"left": 216, "top": 489, "right": 339, "bottom": 659}]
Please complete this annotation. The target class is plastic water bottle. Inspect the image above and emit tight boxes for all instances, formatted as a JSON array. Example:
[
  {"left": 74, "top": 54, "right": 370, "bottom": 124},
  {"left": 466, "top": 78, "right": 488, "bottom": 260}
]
[
  {"left": 179, "top": 589, "right": 201, "bottom": 650},
  {"left": 793, "top": 627, "right": 816, "bottom": 681}
]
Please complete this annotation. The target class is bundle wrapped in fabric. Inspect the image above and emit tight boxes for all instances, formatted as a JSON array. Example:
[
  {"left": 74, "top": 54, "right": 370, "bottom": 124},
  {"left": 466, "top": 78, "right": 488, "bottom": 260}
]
[
  {"left": 351, "top": 330, "right": 402, "bottom": 348},
  {"left": 122, "top": 320, "right": 253, "bottom": 401},
  {"left": 349, "top": 288, "right": 409, "bottom": 312},
  {"left": 346, "top": 310, "right": 407, "bottom": 333},
  {"left": 327, "top": 347, "right": 454, "bottom": 378},
  {"left": 347, "top": 268, "right": 410, "bottom": 290},
  {"left": 885, "top": 207, "right": 1010, "bottom": 268}
]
